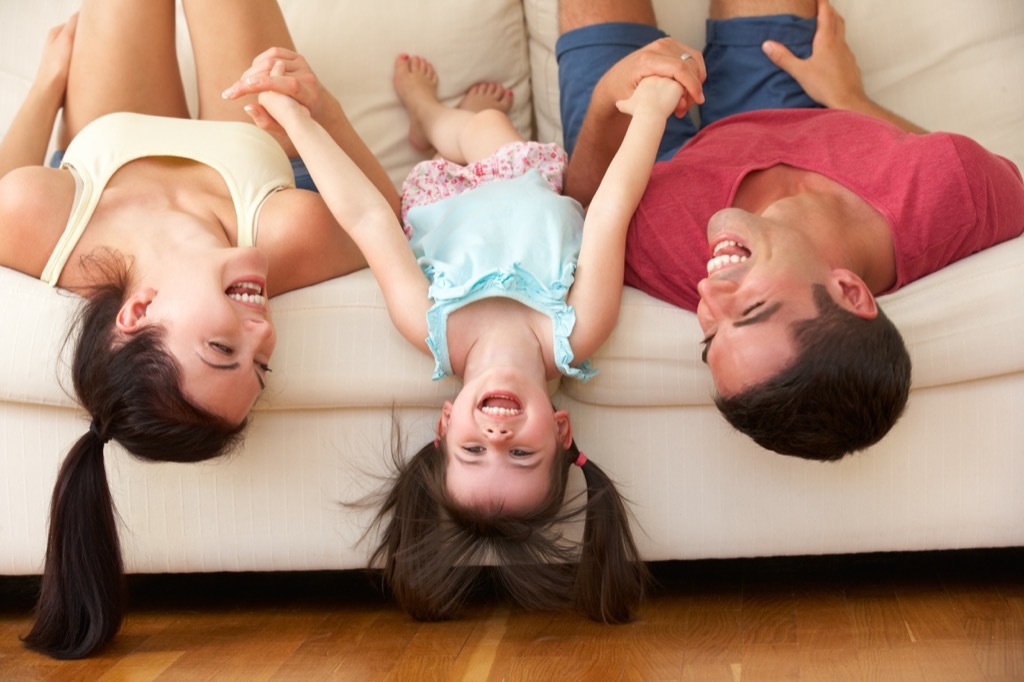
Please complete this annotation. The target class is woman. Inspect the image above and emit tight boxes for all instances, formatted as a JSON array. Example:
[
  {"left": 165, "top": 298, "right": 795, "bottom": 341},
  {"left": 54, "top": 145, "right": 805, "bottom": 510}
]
[{"left": 0, "top": 0, "right": 396, "bottom": 659}]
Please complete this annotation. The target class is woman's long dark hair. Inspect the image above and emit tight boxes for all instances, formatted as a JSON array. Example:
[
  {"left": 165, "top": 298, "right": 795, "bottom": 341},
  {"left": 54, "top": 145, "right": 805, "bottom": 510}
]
[
  {"left": 368, "top": 425, "right": 647, "bottom": 623},
  {"left": 22, "top": 255, "right": 246, "bottom": 659}
]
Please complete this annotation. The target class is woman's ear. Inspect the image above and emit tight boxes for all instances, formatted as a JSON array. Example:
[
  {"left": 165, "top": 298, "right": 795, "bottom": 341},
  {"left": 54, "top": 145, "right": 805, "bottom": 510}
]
[
  {"left": 115, "top": 287, "right": 157, "bottom": 333},
  {"left": 830, "top": 269, "right": 878, "bottom": 319},
  {"left": 554, "top": 410, "right": 573, "bottom": 449}
]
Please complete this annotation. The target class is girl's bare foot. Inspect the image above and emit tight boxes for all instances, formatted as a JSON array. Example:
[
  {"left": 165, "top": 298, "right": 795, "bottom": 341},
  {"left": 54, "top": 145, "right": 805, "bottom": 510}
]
[
  {"left": 393, "top": 54, "right": 440, "bottom": 152},
  {"left": 457, "top": 82, "right": 514, "bottom": 114}
]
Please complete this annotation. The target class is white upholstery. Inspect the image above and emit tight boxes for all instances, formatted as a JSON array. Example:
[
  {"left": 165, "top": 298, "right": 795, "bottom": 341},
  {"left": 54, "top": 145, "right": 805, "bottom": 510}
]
[{"left": 1, "top": 0, "right": 1022, "bottom": 575}]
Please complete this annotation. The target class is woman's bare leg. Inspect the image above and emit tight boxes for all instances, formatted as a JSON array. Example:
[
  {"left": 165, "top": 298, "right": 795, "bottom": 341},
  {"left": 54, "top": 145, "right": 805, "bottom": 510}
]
[
  {"left": 393, "top": 55, "right": 517, "bottom": 166},
  {"left": 61, "top": 0, "right": 187, "bottom": 145},
  {"left": 181, "top": 0, "right": 294, "bottom": 122}
]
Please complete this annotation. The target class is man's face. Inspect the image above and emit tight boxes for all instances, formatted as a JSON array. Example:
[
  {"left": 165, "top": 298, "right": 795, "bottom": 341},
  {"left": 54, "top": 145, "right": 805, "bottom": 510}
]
[{"left": 695, "top": 207, "right": 833, "bottom": 396}]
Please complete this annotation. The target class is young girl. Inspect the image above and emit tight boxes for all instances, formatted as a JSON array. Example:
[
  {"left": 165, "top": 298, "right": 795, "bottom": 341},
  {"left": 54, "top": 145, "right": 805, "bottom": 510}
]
[
  {"left": 3, "top": 0, "right": 396, "bottom": 659},
  {"left": 247, "top": 55, "right": 696, "bottom": 622}
]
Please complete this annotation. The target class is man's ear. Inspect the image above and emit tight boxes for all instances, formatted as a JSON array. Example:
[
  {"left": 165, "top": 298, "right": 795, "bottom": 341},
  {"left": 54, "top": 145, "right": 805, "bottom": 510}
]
[
  {"left": 115, "top": 287, "right": 157, "bottom": 333},
  {"left": 554, "top": 410, "right": 573, "bottom": 449},
  {"left": 830, "top": 269, "right": 878, "bottom": 319}
]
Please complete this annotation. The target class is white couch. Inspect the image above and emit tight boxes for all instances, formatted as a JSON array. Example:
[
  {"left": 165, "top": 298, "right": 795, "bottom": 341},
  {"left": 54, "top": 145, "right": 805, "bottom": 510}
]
[{"left": 2, "top": 0, "right": 1022, "bottom": 576}]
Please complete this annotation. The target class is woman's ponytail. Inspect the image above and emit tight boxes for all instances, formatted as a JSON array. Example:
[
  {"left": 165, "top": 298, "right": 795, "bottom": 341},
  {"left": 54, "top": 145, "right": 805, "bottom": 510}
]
[
  {"left": 22, "top": 255, "right": 246, "bottom": 658},
  {"left": 22, "top": 427, "right": 125, "bottom": 659}
]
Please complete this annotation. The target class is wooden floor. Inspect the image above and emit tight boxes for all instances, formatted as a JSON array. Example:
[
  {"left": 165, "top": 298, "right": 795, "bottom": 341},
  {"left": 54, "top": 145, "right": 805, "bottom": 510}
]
[{"left": 1, "top": 548, "right": 1023, "bottom": 681}]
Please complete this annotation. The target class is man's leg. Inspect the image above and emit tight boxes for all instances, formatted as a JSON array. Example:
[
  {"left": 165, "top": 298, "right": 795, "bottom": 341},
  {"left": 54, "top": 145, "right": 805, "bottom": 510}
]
[
  {"left": 710, "top": 0, "right": 814, "bottom": 20},
  {"left": 559, "top": 0, "right": 656, "bottom": 34}
]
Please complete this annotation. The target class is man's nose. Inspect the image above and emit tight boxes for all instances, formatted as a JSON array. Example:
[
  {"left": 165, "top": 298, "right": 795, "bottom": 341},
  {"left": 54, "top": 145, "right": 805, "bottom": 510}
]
[{"left": 697, "top": 277, "right": 734, "bottom": 318}]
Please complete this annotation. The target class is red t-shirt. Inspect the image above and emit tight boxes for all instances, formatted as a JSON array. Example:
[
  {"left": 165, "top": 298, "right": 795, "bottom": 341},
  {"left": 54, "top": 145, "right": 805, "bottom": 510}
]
[{"left": 624, "top": 108, "right": 1024, "bottom": 312}]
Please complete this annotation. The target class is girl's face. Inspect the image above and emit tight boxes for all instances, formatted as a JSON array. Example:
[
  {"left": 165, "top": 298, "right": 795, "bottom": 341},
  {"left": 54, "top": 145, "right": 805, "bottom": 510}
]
[
  {"left": 117, "top": 246, "right": 277, "bottom": 425},
  {"left": 440, "top": 367, "right": 573, "bottom": 515}
]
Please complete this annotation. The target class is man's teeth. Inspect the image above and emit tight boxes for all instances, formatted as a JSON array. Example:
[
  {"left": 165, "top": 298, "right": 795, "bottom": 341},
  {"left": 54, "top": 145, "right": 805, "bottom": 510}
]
[{"left": 707, "top": 240, "right": 749, "bottom": 274}]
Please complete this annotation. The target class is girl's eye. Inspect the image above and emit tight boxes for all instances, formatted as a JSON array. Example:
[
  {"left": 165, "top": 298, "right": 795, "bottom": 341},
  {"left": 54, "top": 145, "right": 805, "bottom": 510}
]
[
  {"left": 463, "top": 446, "right": 485, "bottom": 454},
  {"left": 510, "top": 449, "right": 532, "bottom": 457},
  {"left": 209, "top": 341, "right": 234, "bottom": 355}
]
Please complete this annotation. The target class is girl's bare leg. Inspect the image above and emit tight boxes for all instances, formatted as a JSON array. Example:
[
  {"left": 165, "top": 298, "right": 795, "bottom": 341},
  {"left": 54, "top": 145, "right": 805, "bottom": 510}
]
[
  {"left": 393, "top": 55, "right": 518, "bottom": 166},
  {"left": 181, "top": 0, "right": 294, "bottom": 122},
  {"left": 61, "top": 0, "right": 187, "bottom": 146}
]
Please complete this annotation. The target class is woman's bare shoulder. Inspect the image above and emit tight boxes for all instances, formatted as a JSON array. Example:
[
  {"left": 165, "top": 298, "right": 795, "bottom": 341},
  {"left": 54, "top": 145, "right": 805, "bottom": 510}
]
[
  {"left": 257, "top": 188, "right": 369, "bottom": 293},
  {"left": 0, "top": 166, "right": 74, "bottom": 276}
]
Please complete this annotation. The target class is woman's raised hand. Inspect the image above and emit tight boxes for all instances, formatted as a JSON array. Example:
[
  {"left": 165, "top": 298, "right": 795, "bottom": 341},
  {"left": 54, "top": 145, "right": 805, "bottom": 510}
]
[{"left": 222, "top": 47, "right": 340, "bottom": 127}]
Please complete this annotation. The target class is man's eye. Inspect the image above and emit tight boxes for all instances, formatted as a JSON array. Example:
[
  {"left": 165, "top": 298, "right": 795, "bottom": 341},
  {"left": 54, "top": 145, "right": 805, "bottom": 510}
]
[
  {"left": 741, "top": 301, "right": 765, "bottom": 317},
  {"left": 700, "top": 335, "right": 713, "bottom": 364}
]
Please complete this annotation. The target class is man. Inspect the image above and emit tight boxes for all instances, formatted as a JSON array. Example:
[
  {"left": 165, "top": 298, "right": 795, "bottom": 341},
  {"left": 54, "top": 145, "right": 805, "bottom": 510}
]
[{"left": 557, "top": 0, "right": 1024, "bottom": 460}]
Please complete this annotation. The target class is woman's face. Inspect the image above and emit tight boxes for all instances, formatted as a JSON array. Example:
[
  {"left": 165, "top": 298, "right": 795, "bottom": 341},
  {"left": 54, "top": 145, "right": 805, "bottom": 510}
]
[
  {"left": 118, "top": 247, "right": 277, "bottom": 425},
  {"left": 439, "top": 367, "right": 573, "bottom": 515}
]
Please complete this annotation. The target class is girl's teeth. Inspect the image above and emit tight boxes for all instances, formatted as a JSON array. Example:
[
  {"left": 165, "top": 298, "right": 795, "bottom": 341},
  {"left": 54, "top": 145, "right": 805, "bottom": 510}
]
[{"left": 228, "top": 292, "right": 268, "bottom": 306}]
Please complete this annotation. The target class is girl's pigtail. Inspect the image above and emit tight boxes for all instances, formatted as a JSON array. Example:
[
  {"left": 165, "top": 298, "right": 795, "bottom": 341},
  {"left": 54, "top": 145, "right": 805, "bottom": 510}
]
[
  {"left": 572, "top": 444, "right": 648, "bottom": 623},
  {"left": 22, "top": 426, "right": 125, "bottom": 659},
  {"left": 372, "top": 439, "right": 477, "bottom": 621}
]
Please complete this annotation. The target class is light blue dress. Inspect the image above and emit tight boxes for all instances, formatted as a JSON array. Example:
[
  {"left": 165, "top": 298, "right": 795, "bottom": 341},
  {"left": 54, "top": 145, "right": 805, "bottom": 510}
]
[{"left": 407, "top": 169, "right": 596, "bottom": 382}]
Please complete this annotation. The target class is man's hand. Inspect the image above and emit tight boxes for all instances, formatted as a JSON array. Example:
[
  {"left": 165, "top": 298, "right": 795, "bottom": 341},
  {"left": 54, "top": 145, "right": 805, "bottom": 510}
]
[
  {"left": 760, "top": 0, "right": 866, "bottom": 110},
  {"left": 597, "top": 37, "right": 706, "bottom": 119},
  {"left": 761, "top": 0, "right": 927, "bottom": 133}
]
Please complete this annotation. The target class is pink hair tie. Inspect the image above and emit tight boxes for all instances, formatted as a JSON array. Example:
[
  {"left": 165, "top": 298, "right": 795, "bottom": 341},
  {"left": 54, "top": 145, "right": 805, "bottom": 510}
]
[{"left": 574, "top": 452, "right": 588, "bottom": 467}]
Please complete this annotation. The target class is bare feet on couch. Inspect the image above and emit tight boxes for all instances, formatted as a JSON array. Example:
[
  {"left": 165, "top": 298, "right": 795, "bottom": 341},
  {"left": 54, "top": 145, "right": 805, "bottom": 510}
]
[
  {"left": 457, "top": 82, "right": 513, "bottom": 114},
  {"left": 394, "top": 53, "right": 513, "bottom": 153}
]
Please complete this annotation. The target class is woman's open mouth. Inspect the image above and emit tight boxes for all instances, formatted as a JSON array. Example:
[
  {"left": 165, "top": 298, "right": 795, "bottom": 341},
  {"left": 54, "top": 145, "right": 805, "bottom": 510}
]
[{"left": 226, "top": 279, "right": 268, "bottom": 310}]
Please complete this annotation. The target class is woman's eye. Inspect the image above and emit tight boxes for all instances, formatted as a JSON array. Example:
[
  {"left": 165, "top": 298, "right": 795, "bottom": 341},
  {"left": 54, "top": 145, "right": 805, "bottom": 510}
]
[{"left": 209, "top": 341, "right": 234, "bottom": 355}]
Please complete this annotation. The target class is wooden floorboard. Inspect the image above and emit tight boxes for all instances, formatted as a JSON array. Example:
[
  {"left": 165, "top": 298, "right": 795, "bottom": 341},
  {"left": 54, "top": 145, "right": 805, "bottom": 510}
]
[{"left": 1, "top": 548, "right": 1022, "bottom": 680}]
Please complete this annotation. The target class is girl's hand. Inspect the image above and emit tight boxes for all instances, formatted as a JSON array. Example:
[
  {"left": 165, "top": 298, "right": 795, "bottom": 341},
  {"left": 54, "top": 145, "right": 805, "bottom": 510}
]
[
  {"left": 32, "top": 13, "right": 78, "bottom": 104},
  {"left": 615, "top": 75, "right": 685, "bottom": 120},
  {"left": 222, "top": 47, "right": 339, "bottom": 127}
]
